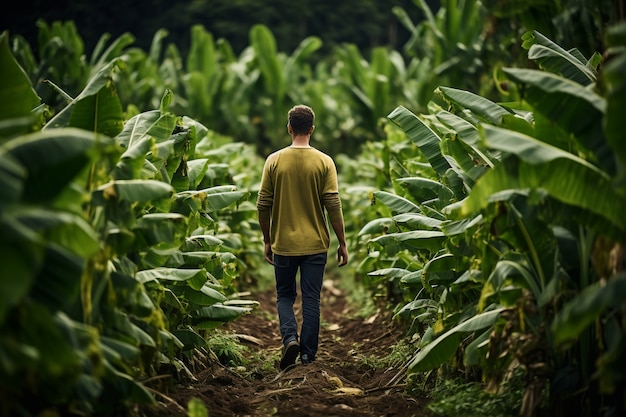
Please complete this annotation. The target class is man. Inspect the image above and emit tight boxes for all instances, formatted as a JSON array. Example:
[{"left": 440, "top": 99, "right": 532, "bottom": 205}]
[{"left": 257, "top": 104, "right": 349, "bottom": 370}]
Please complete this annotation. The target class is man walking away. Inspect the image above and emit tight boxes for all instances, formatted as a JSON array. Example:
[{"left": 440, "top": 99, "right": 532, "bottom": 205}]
[{"left": 257, "top": 104, "right": 349, "bottom": 370}]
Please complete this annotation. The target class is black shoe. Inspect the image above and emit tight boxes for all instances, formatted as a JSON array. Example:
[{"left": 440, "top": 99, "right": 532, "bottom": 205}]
[
  {"left": 301, "top": 353, "right": 314, "bottom": 365},
  {"left": 279, "top": 340, "right": 300, "bottom": 370}
]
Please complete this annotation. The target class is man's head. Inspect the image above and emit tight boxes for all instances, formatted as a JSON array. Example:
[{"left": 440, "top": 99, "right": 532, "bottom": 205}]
[{"left": 288, "top": 105, "right": 315, "bottom": 136}]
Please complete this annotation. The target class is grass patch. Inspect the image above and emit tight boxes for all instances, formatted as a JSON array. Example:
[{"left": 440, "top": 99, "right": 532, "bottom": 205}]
[
  {"left": 354, "top": 338, "right": 413, "bottom": 370},
  {"left": 406, "top": 370, "right": 529, "bottom": 417},
  {"left": 206, "top": 331, "right": 249, "bottom": 367}
]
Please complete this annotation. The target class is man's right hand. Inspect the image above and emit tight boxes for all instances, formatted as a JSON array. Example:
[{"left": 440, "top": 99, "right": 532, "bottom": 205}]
[
  {"left": 264, "top": 243, "right": 274, "bottom": 265},
  {"left": 337, "top": 244, "right": 348, "bottom": 267}
]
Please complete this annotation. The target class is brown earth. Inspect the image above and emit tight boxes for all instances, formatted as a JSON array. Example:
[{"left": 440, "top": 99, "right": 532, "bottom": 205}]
[{"left": 141, "top": 277, "right": 432, "bottom": 417}]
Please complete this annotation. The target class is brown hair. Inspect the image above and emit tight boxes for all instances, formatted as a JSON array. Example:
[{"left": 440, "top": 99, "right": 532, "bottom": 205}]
[{"left": 288, "top": 105, "right": 315, "bottom": 135}]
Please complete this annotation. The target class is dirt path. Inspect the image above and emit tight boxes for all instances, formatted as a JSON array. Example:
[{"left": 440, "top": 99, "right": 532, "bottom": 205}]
[{"left": 144, "top": 278, "right": 432, "bottom": 417}]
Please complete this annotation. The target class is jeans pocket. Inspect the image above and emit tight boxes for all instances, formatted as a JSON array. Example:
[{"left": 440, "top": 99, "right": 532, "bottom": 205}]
[
  {"left": 308, "top": 252, "right": 328, "bottom": 265},
  {"left": 273, "top": 254, "right": 290, "bottom": 268}
]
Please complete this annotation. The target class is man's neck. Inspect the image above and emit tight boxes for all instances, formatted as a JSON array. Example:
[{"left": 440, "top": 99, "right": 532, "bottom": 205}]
[{"left": 290, "top": 135, "right": 311, "bottom": 148}]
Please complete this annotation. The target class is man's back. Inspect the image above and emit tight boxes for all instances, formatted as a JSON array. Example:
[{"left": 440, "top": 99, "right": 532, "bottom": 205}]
[
  {"left": 256, "top": 104, "right": 348, "bottom": 370},
  {"left": 257, "top": 146, "right": 340, "bottom": 256}
]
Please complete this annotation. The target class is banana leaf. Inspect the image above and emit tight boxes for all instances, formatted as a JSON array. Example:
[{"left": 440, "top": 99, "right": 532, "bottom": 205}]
[
  {"left": 461, "top": 125, "right": 626, "bottom": 237},
  {"left": 371, "top": 230, "right": 446, "bottom": 252},
  {"left": 603, "top": 23, "right": 626, "bottom": 169},
  {"left": 372, "top": 190, "right": 421, "bottom": 214},
  {"left": 192, "top": 303, "right": 252, "bottom": 325},
  {"left": 438, "top": 86, "right": 512, "bottom": 125},
  {"left": 250, "top": 24, "right": 284, "bottom": 99},
  {"left": 2, "top": 128, "right": 113, "bottom": 203},
  {"left": 521, "top": 30, "right": 597, "bottom": 85},
  {"left": 45, "top": 59, "right": 125, "bottom": 137},
  {"left": 94, "top": 180, "right": 174, "bottom": 203},
  {"left": 502, "top": 67, "right": 612, "bottom": 174},
  {"left": 388, "top": 106, "right": 452, "bottom": 176},
  {"left": 0, "top": 32, "right": 41, "bottom": 137},
  {"left": 551, "top": 273, "right": 626, "bottom": 346},
  {"left": 358, "top": 217, "right": 398, "bottom": 236},
  {"left": 408, "top": 307, "right": 506, "bottom": 372},
  {"left": 393, "top": 212, "right": 444, "bottom": 230}
]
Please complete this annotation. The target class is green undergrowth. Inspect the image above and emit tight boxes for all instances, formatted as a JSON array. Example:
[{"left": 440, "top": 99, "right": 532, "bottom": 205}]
[
  {"left": 406, "top": 368, "right": 533, "bottom": 417},
  {"left": 354, "top": 338, "right": 413, "bottom": 371}
]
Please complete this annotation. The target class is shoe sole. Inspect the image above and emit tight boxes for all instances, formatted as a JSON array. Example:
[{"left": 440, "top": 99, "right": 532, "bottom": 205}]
[{"left": 279, "top": 343, "right": 300, "bottom": 370}]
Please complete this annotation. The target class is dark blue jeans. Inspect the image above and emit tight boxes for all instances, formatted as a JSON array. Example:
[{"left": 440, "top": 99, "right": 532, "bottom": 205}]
[{"left": 274, "top": 252, "right": 327, "bottom": 360}]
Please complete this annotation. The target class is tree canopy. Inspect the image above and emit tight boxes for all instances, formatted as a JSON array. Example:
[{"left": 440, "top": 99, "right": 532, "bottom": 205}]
[{"left": 2, "top": 0, "right": 429, "bottom": 55}]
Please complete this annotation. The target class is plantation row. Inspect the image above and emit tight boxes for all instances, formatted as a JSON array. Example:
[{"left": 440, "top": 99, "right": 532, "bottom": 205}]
[{"left": 1, "top": 4, "right": 625, "bottom": 417}]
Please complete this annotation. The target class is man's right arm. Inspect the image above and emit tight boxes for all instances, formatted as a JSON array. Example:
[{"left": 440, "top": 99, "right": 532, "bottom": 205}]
[
  {"left": 323, "top": 192, "right": 348, "bottom": 266},
  {"left": 331, "top": 219, "right": 349, "bottom": 267}
]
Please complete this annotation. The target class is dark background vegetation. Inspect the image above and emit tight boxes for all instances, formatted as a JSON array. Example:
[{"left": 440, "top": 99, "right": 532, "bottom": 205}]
[{"left": 2, "top": 0, "right": 434, "bottom": 56}]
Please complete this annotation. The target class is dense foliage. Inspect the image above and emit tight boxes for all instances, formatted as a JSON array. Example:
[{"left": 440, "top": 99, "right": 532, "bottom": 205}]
[
  {"left": 0, "top": 32, "right": 268, "bottom": 416},
  {"left": 358, "top": 28, "right": 626, "bottom": 417},
  {"left": 1, "top": 1, "right": 624, "bottom": 416},
  {"left": 3, "top": 0, "right": 423, "bottom": 56}
]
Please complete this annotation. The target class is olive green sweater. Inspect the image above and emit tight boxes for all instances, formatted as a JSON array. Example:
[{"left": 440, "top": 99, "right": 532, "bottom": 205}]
[{"left": 257, "top": 147, "right": 343, "bottom": 256}]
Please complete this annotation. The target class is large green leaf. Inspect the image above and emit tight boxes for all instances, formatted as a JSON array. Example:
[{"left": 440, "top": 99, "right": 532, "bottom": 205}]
[
  {"left": 250, "top": 24, "right": 283, "bottom": 99},
  {"left": 371, "top": 230, "right": 446, "bottom": 252},
  {"left": 135, "top": 267, "right": 206, "bottom": 284},
  {"left": 2, "top": 128, "right": 110, "bottom": 203},
  {"left": 186, "top": 158, "right": 210, "bottom": 189},
  {"left": 440, "top": 215, "right": 482, "bottom": 236},
  {"left": 284, "top": 36, "right": 322, "bottom": 85},
  {"left": 93, "top": 180, "right": 174, "bottom": 204},
  {"left": 551, "top": 273, "right": 626, "bottom": 346},
  {"left": 100, "top": 336, "right": 141, "bottom": 362},
  {"left": 182, "top": 285, "right": 228, "bottom": 306},
  {"left": 396, "top": 177, "right": 455, "bottom": 204},
  {"left": 394, "top": 298, "right": 438, "bottom": 321},
  {"left": 461, "top": 125, "right": 626, "bottom": 235},
  {"left": 0, "top": 152, "right": 26, "bottom": 209},
  {"left": 0, "top": 233, "right": 43, "bottom": 321},
  {"left": 502, "top": 67, "right": 611, "bottom": 173},
  {"left": 170, "top": 328, "right": 206, "bottom": 350},
  {"left": 90, "top": 31, "right": 136, "bottom": 68},
  {"left": 174, "top": 188, "right": 247, "bottom": 213},
  {"left": 0, "top": 31, "right": 41, "bottom": 137},
  {"left": 187, "top": 25, "right": 217, "bottom": 81},
  {"left": 388, "top": 106, "right": 452, "bottom": 176},
  {"left": 372, "top": 190, "right": 421, "bottom": 214},
  {"left": 192, "top": 303, "right": 251, "bottom": 324},
  {"left": 183, "top": 234, "right": 223, "bottom": 249},
  {"left": 13, "top": 208, "right": 99, "bottom": 258},
  {"left": 102, "top": 362, "right": 155, "bottom": 405},
  {"left": 479, "top": 257, "right": 542, "bottom": 310},
  {"left": 393, "top": 213, "right": 444, "bottom": 230},
  {"left": 132, "top": 216, "right": 187, "bottom": 251},
  {"left": 367, "top": 267, "right": 411, "bottom": 280},
  {"left": 603, "top": 23, "right": 626, "bottom": 169},
  {"left": 522, "top": 30, "right": 597, "bottom": 85},
  {"left": 358, "top": 218, "right": 397, "bottom": 236},
  {"left": 369, "top": 47, "right": 392, "bottom": 118},
  {"left": 45, "top": 59, "right": 125, "bottom": 137},
  {"left": 438, "top": 87, "right": 512, "bottom": 125},
  {"left": 67, "top": 82, "right": 125, "bottom": 138},
  {"left": 408, "top": 307, "right": 505, "bottom": 372},
  {"left": 116, "top": 109, "right": 178, "bottom": 156}
]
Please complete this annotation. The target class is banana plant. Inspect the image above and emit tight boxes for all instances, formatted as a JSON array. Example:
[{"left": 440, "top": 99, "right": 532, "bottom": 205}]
[
  {"left": 246, "top": 24, "right": 324, "bottom": 152},
  {"left": 362, "top": 28, "right": 625, "bottom": 416},
  {"left": 393, "top": 0, "right": 513, "bottom": 100},
  {"left": 333, "top": 44, "right": 392, "bottom": 137},
  {"left": 0, "top": 37, "right": 154, "bottom": 412},
  {"left": 0, "top": 31, "right": 255, "bottom": 416}
]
